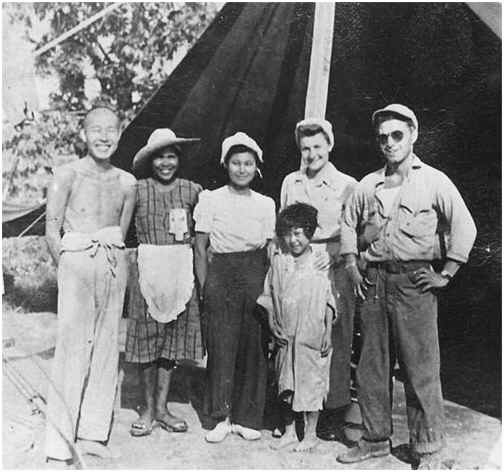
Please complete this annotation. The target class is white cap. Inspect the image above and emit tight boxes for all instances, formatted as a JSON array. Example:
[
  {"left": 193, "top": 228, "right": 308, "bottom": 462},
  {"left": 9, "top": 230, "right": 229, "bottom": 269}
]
[
  {"left": 295, "top": 117, "right": 334, "bottom": 150},
  {"left": 220, "top": 132, "right": 263, "bottom": 164},
  {"left": 372, "top": 104, "right": 418, "bottom": 130}
]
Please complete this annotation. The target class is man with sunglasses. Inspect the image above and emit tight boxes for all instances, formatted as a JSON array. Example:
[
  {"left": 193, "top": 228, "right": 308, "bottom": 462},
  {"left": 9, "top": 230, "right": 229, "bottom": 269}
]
[{"left": 337, "top": 104, "right": 476, "bottom": 468}]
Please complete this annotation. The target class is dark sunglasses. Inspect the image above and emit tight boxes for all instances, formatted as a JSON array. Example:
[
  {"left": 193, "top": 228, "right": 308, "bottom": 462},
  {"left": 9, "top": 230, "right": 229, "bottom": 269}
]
[{"left": 377, "top": 130, "right": 404, "bottom": 146}]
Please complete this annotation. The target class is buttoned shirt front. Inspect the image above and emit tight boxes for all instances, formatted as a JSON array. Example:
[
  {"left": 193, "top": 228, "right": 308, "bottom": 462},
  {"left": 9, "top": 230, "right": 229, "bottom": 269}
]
[
  {"left": 340, "top": 155, "right": 477, "bottom": 263},
  {"left": 280, "top": 162, "right": 357, "bottom": 244}
]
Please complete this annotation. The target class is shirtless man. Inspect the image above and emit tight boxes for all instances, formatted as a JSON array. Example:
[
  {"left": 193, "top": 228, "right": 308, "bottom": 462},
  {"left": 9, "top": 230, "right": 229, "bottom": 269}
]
[{"left": 45, "top": 106, "right": 136, "bottom": 463}]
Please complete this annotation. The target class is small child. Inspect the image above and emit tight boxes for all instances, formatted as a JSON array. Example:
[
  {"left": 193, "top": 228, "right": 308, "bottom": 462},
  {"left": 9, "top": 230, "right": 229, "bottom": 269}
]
[{"left": 258, "top": 203, "right": 336, "bottom": 452}]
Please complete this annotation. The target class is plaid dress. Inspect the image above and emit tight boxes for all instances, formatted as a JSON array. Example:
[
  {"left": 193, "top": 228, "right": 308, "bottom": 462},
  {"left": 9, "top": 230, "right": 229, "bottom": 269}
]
[{"left": 125, "top": 178, "right": 204, "bottom": 363}]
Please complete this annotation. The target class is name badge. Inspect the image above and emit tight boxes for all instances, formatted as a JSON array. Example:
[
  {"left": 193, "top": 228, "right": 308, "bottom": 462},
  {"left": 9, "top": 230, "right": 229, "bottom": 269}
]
[{"left": 169, "top": 208, "right": 188, "bottom": 241}]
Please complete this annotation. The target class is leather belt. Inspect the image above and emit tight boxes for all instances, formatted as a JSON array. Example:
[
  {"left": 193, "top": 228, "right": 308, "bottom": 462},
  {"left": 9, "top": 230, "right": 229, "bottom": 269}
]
[{"left": 368, "top": 260, "right": 431, "bottom": 274}]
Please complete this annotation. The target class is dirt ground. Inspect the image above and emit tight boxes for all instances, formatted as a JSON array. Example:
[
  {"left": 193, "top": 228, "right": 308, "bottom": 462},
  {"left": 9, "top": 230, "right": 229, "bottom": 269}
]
[{"left": 2, "top": 310, "right": 502, "bottom": 469}]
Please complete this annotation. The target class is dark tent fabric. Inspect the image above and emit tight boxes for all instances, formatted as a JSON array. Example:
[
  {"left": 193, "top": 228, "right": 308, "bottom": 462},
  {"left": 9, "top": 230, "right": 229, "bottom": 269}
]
[
  {"left": 113, "top": 2, "right": 315, "bottom": 199},
  {"left": 3, "top": 3, "right": 500, "bottom": 244},
  {"left": 111, "top": 2, "right": 500, "bottom": 343},
  {"left": 2, "top": 201, "right": 45, "bottom": 237},
  {"left": 113, "top": 3, "right": 500, "bottom": 208}
]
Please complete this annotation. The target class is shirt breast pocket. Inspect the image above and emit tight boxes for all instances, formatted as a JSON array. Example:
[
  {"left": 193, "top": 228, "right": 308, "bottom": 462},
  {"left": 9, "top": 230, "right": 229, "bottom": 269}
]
[
  {"left": 399, "top": 209, "right": 437, "bottom": 238},
  {"left": 397, "top": 209, "right": 438, "bottom": 258}
]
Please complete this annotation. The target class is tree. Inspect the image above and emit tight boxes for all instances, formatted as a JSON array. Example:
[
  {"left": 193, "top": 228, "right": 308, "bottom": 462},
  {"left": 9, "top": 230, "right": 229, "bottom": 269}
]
[
  {"left": 3, "top": 3, "right": 220, "bottom": 204},
  {"left": 9, "top": 2, "right": 220, "bottom": 112}
]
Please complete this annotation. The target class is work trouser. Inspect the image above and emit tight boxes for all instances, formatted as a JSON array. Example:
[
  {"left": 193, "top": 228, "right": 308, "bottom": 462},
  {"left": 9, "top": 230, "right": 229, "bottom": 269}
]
[
  {"left": 45, "top": 235, "right": 127, "bottom": 460},
  {"left": 357, "top": 262, "right": 445, "bottom": 454},
  {"left": 326, "top": 264, "right": 355, "bottom": 409},
  {"left": 203, "top": 249, "right": 269, "bottom": 430}
]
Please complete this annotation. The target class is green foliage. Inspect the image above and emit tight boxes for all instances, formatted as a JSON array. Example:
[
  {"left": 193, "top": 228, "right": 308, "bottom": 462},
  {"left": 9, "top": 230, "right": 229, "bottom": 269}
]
[
  {"left": 9, "top": 2, "right": 220, "bottom": 112},
  {"left": 3, "top": 112, "right": 80, "bottom": 204},
  {"left": 2, "top": 236, "right": 58, "bottom": 312},
  {"left": 3, "top": 3, "right": 219, "bottom": 203}
]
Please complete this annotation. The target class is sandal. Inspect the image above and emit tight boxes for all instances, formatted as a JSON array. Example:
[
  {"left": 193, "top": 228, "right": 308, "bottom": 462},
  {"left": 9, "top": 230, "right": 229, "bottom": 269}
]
[
  {"left": 156, "top": 412, "right": 188, "bottom": 433},
  {"left": 130, "top": 419, "right": 157, "bottom": 437}
]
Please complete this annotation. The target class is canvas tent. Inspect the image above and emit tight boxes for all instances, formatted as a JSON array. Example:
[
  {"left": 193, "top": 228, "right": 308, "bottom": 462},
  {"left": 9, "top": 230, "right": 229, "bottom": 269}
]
[
  {"left": 4, "top": 3, "right": 500, "bottom": 241},
  {"left": 111, "top": 2, "right": 500, "bottom": 197},
  {"left": 2, "top": 1, "right": 501, "bottom": 402},
  {"left": 110, "top": 2, "right": 500, "bottom": 346}
]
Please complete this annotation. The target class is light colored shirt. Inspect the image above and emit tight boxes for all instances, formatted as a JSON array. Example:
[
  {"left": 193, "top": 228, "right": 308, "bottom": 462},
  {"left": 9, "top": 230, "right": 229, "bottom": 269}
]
[
  {"left": 376, "top": 186, "right": 401, "bottom": 217},
  {"left": 194, "top": 185, "right": 276, "bottom": 253},
  {"left": 280, "top": 162, "right": 357, "bottom": 243},
  {"left": 340, "top": 155, "right": 477, "bottom": 263}
]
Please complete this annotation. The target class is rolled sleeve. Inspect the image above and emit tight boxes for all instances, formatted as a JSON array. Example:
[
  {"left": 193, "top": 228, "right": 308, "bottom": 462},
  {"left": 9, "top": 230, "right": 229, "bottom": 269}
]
[
  {"left": 436, "top": 175, "right": 477, "bottom": 263},
  {"left": 263, "top": 198, "right": 276, "bottom": 240},
  {"left": 279, "top": 174, "right": 292, "bottom": 211},
  {"left": 193, "top": 190, "right": 213, "bottom": 233},
  {"left": 340, "top": 186, "right": 362, "bottom": 256}
]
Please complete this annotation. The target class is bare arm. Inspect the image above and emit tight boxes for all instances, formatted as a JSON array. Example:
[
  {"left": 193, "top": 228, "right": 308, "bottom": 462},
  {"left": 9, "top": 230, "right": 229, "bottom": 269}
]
[
  {"left": 194, "top": 232, "right": 209, "bottom": 299},
  {"left": 45, "top": 167, "right": 74, "bottom": 265},
  {"left": 119, "top": 173, "right": 137, "bottom": 240}
]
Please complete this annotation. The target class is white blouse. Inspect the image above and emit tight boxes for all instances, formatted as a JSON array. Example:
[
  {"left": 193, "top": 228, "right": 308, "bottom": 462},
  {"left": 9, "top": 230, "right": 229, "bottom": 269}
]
[{"left": 194, "top": 185, "right": 276, "bottom": 253}]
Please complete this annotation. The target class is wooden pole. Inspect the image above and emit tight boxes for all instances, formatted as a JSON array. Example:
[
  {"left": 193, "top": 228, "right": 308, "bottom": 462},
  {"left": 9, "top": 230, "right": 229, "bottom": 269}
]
[
  {"left": 33, "top": 3, "right": 122, "bottom": 57},
  {"left": 304, "top": 2, "right": 336, "bottom": 119}
]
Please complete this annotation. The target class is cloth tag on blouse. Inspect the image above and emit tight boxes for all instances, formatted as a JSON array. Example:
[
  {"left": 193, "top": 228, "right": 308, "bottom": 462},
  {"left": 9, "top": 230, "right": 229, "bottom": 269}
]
[{"left": 169, "top": 208, "right": 188, "bottom": 241}]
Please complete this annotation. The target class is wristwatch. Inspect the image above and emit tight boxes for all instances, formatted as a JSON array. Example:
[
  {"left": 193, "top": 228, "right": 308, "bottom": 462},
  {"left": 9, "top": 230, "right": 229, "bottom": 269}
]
[{"left": 440, "top": 270, "right": 453, "bottom": 282}]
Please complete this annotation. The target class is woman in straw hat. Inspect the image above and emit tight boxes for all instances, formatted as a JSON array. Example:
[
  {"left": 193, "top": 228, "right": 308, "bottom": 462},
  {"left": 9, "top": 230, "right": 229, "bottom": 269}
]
[
  {"left": 125, "top": 128, "right": 203, "bottom": 437},
  {"left": 193, "top": 132, "right": 276, "bottom": 443}
]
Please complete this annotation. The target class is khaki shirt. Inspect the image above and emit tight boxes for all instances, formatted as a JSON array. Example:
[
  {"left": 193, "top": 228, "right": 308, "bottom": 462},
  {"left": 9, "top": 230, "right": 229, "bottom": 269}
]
[
  {"left": 340, "top": 155, "right": 477, "bottom": 263},
  {"left": 280, "top": 162, "right": 357, "bottom": 244}
]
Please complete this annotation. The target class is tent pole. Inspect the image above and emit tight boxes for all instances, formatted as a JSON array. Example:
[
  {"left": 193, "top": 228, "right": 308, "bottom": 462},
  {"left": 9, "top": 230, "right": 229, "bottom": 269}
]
[
  {"left": 304, "top": 2, "right": 336, "bottom": 119},
  {"left": 17, "top": 211, "right": 45, "bottom": 239}
]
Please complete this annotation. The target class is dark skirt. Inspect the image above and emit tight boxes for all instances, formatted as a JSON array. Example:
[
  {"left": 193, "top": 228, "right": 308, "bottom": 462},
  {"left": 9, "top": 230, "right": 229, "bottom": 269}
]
[{"left": 125, "top": 258, "right": 204, "bottom": 364}]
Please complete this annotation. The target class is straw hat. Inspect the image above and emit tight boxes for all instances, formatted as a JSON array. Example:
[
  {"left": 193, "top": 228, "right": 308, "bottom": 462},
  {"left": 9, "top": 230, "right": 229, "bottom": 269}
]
[{"left": 132, "top": 128, "right": 200, "bottom": 172}]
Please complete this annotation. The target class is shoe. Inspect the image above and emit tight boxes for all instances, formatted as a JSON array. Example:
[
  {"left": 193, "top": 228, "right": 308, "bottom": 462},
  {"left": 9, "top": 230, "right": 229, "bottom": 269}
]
[
  {"left": 337, "top": 438, "right": 391, "bottom": 464},
  {"left": 318, "top": 429, "right": 339, "bottom": 441},
  {"left": 416, "top": 451, "right": 444, "bottom": 470},
  {"left": 272, "top": 427, "right": 283, "bottom": 438},
  {"left": 205, "top": 420, "right": 231, "bottom": 443},
  {"left": 130, "top": 419, "right": 157, "bottom": 437},
  {"left": 156, "top": 412, "right": 188, "bottom": 433},
  {"left": 232, "top": 424, "right": 261, "bottom": 440}
]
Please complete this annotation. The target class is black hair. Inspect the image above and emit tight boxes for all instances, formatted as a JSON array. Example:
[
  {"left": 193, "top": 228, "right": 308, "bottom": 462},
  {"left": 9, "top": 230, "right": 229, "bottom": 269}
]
[
  {"left": 276, "top": 203, "right": 318, "bottom": 240},
  {"left": 223, "top": 144, "right": 260, "bottom": 166},
  {"left": 83, "top": 105, "right": 120, "bottom": 129},
  {"left": 152, "top": 144, "right": 183, "bottom": 159},
  {"left": 297, "top": 124, "right": 331, "bottom": 145},
  {"left": 374, "top": 112, "right": 415, "bottom": 131}
]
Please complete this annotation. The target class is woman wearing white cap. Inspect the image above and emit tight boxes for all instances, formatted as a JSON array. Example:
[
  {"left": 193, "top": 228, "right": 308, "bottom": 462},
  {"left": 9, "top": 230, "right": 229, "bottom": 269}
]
[
  {"left": 280, "top": 118, "right": 358, "bottom": 441},
  {"left": 125, "top": 129, "right": 204, "bottom": 437},
  {"left": 193, "top": 132, "right": 276, "bottom": 443}
]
